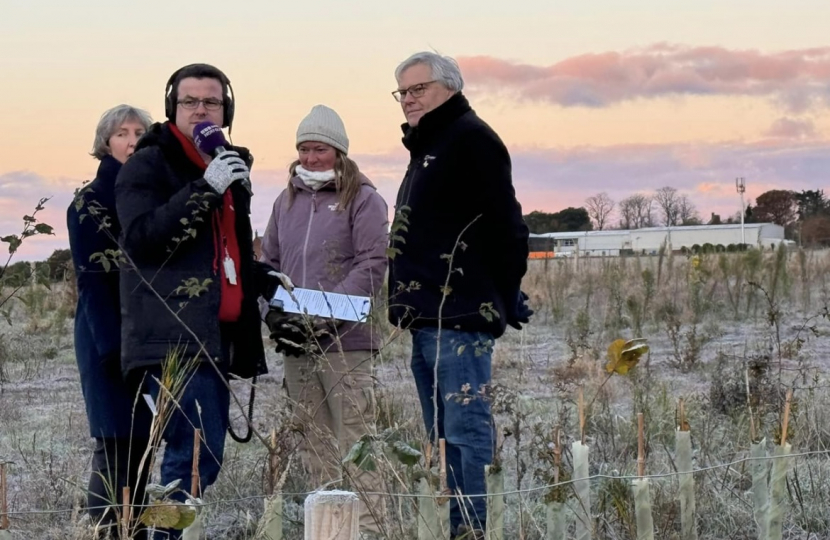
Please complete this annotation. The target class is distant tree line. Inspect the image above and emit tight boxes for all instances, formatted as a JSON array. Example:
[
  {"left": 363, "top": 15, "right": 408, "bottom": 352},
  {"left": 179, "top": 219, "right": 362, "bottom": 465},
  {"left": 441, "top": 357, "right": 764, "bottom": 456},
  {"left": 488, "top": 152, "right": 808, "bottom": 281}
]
[
  {"left": 3, "top": 248, "right": 72, "bottom": 287},
  {"left": 523, "top": 188, "right": 830, "bottom": 247}
]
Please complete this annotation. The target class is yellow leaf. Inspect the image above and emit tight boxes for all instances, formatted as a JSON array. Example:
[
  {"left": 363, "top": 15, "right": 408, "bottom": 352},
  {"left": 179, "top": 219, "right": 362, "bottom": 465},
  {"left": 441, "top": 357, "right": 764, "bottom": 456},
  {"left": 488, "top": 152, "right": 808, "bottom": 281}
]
[
  {"left": 139, "top": 502, "right": 182, "bottom": 529},
  {"left": 173, "top": 506, "right": 197, "bottom": 530},
  {"left": 605, "top": 338, "right": 649, "bottom": 375}
]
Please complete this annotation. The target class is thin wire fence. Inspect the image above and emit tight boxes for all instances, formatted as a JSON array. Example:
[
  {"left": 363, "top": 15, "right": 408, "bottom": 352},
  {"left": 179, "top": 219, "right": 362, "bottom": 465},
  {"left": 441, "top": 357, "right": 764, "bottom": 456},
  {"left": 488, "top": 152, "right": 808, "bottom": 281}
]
[{"left": 2, "top": 447, "right": 827, "bottom": 518}]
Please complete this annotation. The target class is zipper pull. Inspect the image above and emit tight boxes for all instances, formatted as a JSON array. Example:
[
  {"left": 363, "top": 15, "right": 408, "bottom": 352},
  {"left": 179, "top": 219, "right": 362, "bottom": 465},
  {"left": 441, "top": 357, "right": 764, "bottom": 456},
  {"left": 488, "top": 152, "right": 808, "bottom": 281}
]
[{"left": 312, "top": 192, "right": 318, "bottom": 212}]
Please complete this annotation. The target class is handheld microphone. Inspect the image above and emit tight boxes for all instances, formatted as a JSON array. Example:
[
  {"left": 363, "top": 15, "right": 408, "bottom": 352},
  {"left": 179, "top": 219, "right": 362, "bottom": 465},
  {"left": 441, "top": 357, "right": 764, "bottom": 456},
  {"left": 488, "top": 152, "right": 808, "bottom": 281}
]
[
  {"left": 193, "top": 121, "right": 252, "bottom": 194},
  {"left": 193, "top": 121, "right": 230, "bottom": 157}
]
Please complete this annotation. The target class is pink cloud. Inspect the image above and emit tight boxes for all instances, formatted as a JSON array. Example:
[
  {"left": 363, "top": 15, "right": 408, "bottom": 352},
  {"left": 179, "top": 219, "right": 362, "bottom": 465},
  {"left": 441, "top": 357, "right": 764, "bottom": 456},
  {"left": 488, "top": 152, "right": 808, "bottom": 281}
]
[
  {"left": 764, "top": 117, "right": 817, "bottom": 139},
  {"left": 458, "top": 45, "right": 830, "bottom": 111}
]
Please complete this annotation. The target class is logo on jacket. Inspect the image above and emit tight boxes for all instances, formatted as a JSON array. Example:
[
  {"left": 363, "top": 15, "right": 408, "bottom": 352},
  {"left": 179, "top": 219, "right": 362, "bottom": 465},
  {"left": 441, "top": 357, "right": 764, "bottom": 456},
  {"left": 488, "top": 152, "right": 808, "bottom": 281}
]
[
  {"left": 423, "top": 155, "right": 436, "bottom": 168},
  {"left": 328, "top": 203, "right": 341, "bottom": 211}
]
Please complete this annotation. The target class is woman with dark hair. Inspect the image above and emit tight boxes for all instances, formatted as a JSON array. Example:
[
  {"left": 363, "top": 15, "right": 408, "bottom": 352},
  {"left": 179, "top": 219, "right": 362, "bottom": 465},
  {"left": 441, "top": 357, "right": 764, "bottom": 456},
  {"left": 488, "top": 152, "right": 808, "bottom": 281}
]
[
  {"left": 260, "top": 105, "right": 389, "bottom": 536},
  {"left": 67, "top": 104, "right": 152, "bottom": 537}
]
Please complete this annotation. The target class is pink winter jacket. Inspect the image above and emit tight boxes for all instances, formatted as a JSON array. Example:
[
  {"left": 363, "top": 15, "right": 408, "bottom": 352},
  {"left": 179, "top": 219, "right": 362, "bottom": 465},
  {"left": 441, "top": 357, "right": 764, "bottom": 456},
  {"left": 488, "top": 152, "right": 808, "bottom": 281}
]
[{"left": 259, "top": 174, "right": 389, "bottom": 352}]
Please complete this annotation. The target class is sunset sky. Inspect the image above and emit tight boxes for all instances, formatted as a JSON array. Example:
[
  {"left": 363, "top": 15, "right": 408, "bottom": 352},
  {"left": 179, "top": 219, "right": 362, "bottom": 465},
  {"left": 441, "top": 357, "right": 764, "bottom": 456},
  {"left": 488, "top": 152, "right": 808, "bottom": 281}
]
[{"left": 2, "top": 0, "right": 829, "bottom": 260}]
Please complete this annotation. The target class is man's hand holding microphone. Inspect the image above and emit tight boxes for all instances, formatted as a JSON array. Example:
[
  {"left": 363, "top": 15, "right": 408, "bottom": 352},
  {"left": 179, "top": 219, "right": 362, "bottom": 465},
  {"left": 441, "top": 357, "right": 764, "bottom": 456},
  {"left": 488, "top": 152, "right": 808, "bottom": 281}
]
[{"left": 193, "top": 121, "right": 251, "bottom": 194}]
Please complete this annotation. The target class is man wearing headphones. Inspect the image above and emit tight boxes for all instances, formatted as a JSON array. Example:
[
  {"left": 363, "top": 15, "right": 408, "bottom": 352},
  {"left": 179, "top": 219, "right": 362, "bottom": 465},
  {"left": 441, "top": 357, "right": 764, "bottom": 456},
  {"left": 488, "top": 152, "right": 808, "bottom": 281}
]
[{"left": 114, "top": 63, "right": 269, "bottom": 533}]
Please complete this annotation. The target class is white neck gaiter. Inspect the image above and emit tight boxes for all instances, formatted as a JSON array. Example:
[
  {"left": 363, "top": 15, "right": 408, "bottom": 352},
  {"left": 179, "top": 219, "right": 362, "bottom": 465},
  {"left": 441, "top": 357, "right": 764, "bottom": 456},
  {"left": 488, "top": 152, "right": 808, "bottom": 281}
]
[{"left": 295, "top": 165, "right": 335, "bottom": 191}]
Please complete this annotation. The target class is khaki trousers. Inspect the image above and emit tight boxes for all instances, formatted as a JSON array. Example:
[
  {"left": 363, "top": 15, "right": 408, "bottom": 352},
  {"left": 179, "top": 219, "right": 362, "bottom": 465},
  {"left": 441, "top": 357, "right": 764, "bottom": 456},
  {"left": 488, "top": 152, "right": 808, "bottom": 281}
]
[{"left": 284, "top": 350, "right": 385, "bottom": 533}]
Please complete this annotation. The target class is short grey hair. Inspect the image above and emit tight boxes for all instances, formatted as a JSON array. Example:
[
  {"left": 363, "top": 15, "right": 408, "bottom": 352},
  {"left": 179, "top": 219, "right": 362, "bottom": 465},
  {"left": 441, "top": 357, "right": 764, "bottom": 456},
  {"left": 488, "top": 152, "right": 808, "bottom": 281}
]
[
  {"left": 395, "top": 52, "right": 464, "bottom": 92},
  {"left": 90, "top": 104, "right": 153, "bottom": 160}
]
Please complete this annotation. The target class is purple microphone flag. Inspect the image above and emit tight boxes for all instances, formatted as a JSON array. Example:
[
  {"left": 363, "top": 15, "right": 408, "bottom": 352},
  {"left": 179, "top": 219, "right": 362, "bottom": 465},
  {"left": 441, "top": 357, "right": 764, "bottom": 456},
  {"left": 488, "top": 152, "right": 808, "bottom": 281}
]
[{"left": 193, "top": 122, "right": 228, "bottom": 155}]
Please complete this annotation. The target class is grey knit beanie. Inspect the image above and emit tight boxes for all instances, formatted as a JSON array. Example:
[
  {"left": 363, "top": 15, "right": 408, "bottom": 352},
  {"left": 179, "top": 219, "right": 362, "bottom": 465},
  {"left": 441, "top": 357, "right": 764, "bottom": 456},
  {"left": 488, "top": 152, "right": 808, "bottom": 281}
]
[{"left": 296, "top": 105, "right": 349, "bottom": 155}]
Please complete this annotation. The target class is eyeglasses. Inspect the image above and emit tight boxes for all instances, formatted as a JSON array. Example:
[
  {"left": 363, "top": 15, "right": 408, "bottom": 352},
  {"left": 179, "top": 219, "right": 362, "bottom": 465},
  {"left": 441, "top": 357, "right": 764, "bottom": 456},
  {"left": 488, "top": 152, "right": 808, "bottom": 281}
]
[
  {"left": 177, "top": 98, "right": 224, "bottom": 111},
  {"left": 392, "top": 81, "right": 437, "bottom": 102}
]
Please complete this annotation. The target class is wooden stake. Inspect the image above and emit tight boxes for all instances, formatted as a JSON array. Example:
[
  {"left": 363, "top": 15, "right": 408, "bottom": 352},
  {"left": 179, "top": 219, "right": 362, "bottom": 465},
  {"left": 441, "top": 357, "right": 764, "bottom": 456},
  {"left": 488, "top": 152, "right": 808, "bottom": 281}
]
[
  {"left": 191, "top": 429, "right": 201, "bottom": 498},
  {"left": 122, "top": 486, "right": 131, "bottom": 540},
  {"left": 439, "top": 439, "right": 447, "bottom": 493},
  {"left": 678, "top": 399, "right": 689, "bottom": 432},
  {"left": 637, "top": 413, "right": 645, "bottom": 477},
  {"left": 578, "top": 387, "right": 586, "bottom": 444},
  {"left": 780, "top": 389, "right": 793, "bottom": 447},
  {"left": 268, "top": 428, "right": 277, "bottom": 496},
  {"left": 0, "top": 462, "right": 9, "bottom": 530},
  {"left": 304, "top": 490, "right": 360, "bottom": 539},
  {"left": 745, "top": 367, "right": 757, "bottom": 443},
  {"left": 553, "top": 427, "right": 561, "bottom": 485}
]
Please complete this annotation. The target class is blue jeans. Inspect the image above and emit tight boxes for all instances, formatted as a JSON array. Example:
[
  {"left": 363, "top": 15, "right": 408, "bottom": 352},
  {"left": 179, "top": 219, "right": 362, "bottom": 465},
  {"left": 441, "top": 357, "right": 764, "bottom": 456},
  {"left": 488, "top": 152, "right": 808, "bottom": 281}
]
[
  {"left": 143, "top": 360, "right": 230, "bottom": 539},
  {"left": 411, "top": 328, "right": 495, "bottom": 532}
]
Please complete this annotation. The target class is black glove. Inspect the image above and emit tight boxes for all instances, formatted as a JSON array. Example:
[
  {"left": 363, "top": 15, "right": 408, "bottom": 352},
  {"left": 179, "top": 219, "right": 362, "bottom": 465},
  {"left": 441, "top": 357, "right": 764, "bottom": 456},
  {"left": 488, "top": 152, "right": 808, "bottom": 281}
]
[
  {"left": 265, "top": 308, "right": 311, "bottom": 357},
  {"left": 508, "top": 290, "right": 534, "bottom": 330}
]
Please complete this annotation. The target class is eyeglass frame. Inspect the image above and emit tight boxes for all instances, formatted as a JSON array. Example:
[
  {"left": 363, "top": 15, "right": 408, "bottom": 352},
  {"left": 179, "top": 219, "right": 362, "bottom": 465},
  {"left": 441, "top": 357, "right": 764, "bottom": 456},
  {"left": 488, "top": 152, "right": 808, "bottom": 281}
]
[
  {"left": 177, "top": 97, "right": 225, "bottom": 111},
  {"left": 391, "top": 80, "right": 438, "bottom": 102}
]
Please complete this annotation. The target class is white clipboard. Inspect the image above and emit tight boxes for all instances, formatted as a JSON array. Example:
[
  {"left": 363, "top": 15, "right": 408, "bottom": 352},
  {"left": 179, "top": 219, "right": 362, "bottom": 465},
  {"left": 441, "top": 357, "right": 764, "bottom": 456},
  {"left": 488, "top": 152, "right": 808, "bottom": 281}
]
[{"left": 269, "top": 286, "right": 371, "bottom": 323}]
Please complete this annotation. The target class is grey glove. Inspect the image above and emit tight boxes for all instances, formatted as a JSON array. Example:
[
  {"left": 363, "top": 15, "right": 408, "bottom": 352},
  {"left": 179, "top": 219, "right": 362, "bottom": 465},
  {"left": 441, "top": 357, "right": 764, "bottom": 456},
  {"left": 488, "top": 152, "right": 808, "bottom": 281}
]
[{"left": 204, "top": 150, "right": 249, "bottom": 194}]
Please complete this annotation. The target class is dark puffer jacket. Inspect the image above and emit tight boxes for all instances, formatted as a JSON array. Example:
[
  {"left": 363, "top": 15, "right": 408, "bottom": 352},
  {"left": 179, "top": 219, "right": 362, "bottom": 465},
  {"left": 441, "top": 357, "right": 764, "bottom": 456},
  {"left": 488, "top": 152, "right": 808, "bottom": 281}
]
[{"left": 114, "top": 121, "right": 267, "bottom": 379}]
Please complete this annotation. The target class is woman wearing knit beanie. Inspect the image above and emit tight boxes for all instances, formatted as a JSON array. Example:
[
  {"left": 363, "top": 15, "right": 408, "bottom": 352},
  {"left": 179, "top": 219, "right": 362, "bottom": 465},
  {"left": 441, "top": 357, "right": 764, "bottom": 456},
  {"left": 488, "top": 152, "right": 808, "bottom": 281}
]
[{"left": 259, "top": 104, "right": 389, "bottom": 536}]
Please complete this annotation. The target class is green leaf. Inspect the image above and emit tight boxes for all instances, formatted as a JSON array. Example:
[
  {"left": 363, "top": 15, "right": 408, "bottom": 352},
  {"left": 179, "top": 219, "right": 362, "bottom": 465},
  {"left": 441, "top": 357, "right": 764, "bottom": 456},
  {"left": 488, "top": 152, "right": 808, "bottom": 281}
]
[
  {"left": 104, "top": 249, "right": 123, "bottom": 264},
  {"left": 386, "top": 246, "right": 402, "bottom": 260},
  {"left": 89, "top": 252, "right": 112, "bottom": 273},
  {"left": 356, "top": 441, "right": 377, "bottom": 472},
  {"left": 479, "top": 302, "right": 500, "bottom": 323},
  {"left": 97, "top": 216, "right": 112, "bottom": 232},
  {"left": 343, "top": 439, "right": 367, "bottom": 465},
  {"left": 390, "top": 221, "right": 408, "bottom": 234},
  {"left": 164, "top": 479, "right": 183, "bottom": 496},
  {"left": 1, "top": 235, "right": 21, "bottom": 254},
  {"left": 457, "top": 344, "right": 467, "bottom": 356},
  {"left": 74, "top": 194, "right": 85, "bottom": 212},
  {"left": 389, "top": 440, "right": 421, "bottom": 466},
  {"left": 174, "top": 277, "right": 211, "bottom": 298},
  {"left": 34, "top": 223, "right": 54, "bottom": 235}
]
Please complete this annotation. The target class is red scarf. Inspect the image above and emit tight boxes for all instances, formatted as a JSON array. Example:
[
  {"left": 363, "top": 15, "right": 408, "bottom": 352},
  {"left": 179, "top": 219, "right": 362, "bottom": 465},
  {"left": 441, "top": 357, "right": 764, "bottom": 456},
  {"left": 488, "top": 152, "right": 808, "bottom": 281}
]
[{"left": 169, "top": 123, "right": 243, "bottom": 323}]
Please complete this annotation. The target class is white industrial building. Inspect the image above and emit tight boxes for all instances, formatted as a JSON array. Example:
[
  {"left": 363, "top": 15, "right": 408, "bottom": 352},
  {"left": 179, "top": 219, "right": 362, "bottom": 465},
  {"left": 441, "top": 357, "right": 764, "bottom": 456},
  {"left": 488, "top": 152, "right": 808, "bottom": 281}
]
[{"left": 530, "top": 223, "right": 787, "bottom": 256}]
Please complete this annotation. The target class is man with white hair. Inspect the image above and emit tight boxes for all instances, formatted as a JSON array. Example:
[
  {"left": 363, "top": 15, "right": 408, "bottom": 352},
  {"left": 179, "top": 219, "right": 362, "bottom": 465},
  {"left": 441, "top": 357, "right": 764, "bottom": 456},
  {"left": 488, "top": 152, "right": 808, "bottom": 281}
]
[{"left": 387, "top": 51, "right": 531, "bottom": 538}]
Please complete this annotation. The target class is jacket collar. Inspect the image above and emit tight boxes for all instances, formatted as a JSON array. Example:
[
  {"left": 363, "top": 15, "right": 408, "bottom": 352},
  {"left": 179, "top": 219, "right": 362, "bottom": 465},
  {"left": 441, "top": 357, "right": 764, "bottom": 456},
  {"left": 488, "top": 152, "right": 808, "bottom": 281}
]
[
  {"left": 95, "top": 154, "right": 122, "bottom": 183},
  {"left": 401, "top": 92, "right": 472, "bottom": 152}
]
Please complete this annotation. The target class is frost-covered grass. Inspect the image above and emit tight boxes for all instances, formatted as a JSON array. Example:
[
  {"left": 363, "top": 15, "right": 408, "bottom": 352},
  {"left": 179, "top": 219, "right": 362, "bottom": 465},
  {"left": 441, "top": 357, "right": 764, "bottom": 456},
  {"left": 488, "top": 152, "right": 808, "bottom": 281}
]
[{"left": 1, "top": 248, "right": 830, "bottom": 539}]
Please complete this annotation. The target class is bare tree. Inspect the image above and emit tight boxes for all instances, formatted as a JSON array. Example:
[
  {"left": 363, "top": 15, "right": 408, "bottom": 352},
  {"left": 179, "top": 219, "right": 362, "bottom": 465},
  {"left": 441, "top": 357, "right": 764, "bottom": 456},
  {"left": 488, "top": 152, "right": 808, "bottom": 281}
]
[
  {"left": 678, "top": 195, "right": 701, "bottom": 225},
  {"left": 585, "top": 192, "right": 615, "bottom": 230},
  {"left": 654, "top": 186, "right": 681, "bottom": 226},
  {"left": 619, "top": 197, "right": 635, "bottom": 229},
  {"left": 619, "top": 194, "right": 653, "bottom": 229}
]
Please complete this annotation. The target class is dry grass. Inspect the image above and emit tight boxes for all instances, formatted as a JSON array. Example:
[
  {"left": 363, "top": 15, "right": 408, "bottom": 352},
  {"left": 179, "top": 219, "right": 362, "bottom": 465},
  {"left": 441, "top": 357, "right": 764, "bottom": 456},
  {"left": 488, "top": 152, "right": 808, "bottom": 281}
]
[{"left": 1, "top": 248, "right": 830, "bottom": 539}]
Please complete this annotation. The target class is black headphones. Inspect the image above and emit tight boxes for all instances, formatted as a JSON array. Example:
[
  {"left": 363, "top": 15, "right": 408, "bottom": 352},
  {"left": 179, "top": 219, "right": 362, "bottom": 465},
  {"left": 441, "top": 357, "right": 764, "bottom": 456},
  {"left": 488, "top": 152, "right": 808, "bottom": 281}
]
[{"left": 164, "top": 63, "right": 236, "bottom": 130}]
